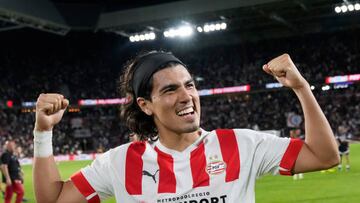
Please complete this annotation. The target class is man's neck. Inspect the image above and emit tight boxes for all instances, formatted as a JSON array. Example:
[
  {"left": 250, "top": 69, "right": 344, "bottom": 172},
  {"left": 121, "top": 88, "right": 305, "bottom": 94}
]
[{"left": 158, "top": 129, "right": 201, "bottom": 152}]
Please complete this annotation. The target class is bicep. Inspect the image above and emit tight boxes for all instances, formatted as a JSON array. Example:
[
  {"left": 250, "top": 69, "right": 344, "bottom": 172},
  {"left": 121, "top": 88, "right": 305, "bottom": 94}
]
[
  {"left": 56, "top": 180, "right": 87, "bottom": 203},
  {"left": 293, "top": 143, "right": 327, "bottom": 173},
  {"left": 1, "top": 164, "right": 8, "bottom": 171}
]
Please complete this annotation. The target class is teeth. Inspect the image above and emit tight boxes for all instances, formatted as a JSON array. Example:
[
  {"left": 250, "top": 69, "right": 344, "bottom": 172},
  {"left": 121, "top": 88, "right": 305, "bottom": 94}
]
[{"left": 177, "top": 107, "right": 194, "bottom": 116}]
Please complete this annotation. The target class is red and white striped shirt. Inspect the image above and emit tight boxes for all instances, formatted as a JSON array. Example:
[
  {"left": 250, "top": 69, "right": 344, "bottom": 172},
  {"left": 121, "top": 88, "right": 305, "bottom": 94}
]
[{"left": 71, "top": 129, "right": 303, "bottom": 203}]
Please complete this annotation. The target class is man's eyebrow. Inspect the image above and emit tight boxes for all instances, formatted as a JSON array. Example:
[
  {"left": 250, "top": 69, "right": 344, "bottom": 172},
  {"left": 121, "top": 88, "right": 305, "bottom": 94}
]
[
  {"left": 159, "top": 84, "right": 179, "bottom": 93},
  {"left": 158, "top": 78, "right": 195, "bottom": 93},
  {"left": 185, "top": 78, "right": 195, "bottom": 84}
]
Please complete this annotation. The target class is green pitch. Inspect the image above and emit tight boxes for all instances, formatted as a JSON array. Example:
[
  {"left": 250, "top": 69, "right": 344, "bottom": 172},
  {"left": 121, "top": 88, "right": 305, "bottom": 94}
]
[{"left": 17, "top": 144, "right": 360, "bottom": 202}]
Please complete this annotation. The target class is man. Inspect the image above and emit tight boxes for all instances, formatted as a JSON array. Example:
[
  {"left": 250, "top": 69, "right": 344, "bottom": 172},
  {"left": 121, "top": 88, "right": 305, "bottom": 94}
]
[
  {"left": 33, "top": 52, "right": 339, "bottom": 202},
  {"left": 336, "top": 125, "right": 352, "bottom": 171},
  {"left": 1, "top": 140, "right": 24, "bottom": 203}
]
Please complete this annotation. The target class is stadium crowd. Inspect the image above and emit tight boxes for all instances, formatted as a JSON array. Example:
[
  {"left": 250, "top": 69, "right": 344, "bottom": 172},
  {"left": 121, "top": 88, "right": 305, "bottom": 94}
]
[{"left": 0, "top": 30, "right": 359, "bottom": 157}]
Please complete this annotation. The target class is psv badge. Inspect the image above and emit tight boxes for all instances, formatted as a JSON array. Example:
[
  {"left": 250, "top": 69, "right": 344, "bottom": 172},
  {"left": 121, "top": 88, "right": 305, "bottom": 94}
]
[{"left": 206, "top": 159, "right": 226, "bottom": 175}]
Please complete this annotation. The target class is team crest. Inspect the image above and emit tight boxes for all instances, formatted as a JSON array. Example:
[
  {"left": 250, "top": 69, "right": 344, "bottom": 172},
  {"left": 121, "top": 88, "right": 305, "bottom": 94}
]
[{"left": 206, "top": 155, "right": 226, "bottom": 175}]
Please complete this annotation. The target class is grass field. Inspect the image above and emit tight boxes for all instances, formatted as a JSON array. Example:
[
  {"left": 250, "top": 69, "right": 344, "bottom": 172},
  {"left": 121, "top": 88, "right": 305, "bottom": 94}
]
[{"left": 18, "top": 144, "right": 360, "bottom": 203}]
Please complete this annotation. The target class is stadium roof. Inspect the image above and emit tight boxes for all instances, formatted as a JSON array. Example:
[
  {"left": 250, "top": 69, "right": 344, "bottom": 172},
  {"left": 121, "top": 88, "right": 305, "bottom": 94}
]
[{"left": 0, "top": 0, "right": 359, "bottom": 41}]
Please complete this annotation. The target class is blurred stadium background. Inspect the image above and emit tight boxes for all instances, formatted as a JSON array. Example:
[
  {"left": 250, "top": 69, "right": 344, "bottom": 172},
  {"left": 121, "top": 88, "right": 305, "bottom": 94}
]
[{"left": 0, "top": 0, "right": 359, "bottom": 202}]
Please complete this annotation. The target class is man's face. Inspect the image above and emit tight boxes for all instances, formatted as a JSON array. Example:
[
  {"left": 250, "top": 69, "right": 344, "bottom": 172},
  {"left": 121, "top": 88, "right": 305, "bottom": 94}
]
[
  {"left": 6, "top": 141, "right": 16, "bottom": 152},
  {"left": 146, "top": 65, "right": 201, "bottom": 135}
]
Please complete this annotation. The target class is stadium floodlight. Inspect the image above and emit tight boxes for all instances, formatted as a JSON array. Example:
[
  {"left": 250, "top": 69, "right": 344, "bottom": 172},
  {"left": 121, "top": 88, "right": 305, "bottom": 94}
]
[
  {"left": 168, "top": 29, "right": 176, "bottom": 37},
  {"left": 310, "top": 85, "right": 315, "bottom": 90},
  {"left": 348, "top": 4, "right": 355, "bottom": 11},
  {"left": 129, "top": 32, "right": 156, "bottom": 42},
  {"left": 335, "top": 6, "right": 342, "bottom": 13},
  {"left": 321, "top": 85, "right": 331, "bottom": 91},
  {"left": 204, "top": 25, "right": 210, "bottom": 32},
  {"left": 197, "top": 26, "right": 203, "bottom": 32},
  {"left": 341, "top": 5, "right": 348, "bottom": 12},
  {"left": 163, "top": 26, "right": 193, "bottom": 38},
  {"left": 215, "top": 23, "right": 221, "bottom": 30},
  {"left": 355, "top": 3, "right": 360, "bottom": 10},
  {"left": 144, "top": 33, "right": 150, "bottom": 40},
  {"left": 149, "top": 32, "right": 156, "bottom": 39},
  {"left": 200, "top": 22, "right": 227, "bottom": 33},
  {"left": 178, "top": 26, "right": 193, "bottom": 37}
]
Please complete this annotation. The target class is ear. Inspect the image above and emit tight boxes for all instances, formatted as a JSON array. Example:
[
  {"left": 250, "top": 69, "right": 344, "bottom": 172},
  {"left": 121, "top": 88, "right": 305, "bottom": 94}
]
[{"left": 136, "top": 97, "right": 153, "bottom": 116}]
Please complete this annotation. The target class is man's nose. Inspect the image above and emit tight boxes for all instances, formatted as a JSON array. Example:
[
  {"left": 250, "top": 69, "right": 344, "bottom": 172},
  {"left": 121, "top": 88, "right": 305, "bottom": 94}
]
[{"left": 178, "top": 86, "right": 192, "bottom": 103}]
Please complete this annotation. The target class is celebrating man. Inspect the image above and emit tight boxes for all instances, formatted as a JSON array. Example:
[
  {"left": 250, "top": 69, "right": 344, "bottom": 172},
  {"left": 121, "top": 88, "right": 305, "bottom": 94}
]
[{"left": 33, "top": 52, "right": 339, "bottom": 202}]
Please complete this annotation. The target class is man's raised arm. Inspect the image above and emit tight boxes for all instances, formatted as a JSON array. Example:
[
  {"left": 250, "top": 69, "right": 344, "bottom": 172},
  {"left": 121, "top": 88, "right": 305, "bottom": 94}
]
[
  {"left": 33, "top": 93, "right": 86, "bottom": 203},
  {"left": 263, "top": 54, "right": 340, "bottom": 173}
]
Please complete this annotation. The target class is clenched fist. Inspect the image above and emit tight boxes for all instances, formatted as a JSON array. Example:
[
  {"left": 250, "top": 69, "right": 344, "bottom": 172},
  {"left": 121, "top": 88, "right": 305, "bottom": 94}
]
[
  {"left": 34, "top": 93, "right": 69, "bottom": 132},
  {"left": 263, "top": 54, "right": 309, "bottom": 90}
]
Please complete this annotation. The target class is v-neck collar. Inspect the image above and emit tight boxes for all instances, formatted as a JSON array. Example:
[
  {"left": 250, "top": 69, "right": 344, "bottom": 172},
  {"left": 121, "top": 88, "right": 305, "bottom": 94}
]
[{"left": 152, "top": 128, "right": 210, "bottom": 159}]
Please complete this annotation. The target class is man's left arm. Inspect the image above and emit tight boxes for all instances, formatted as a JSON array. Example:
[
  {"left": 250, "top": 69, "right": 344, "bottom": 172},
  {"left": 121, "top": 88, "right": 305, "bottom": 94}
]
[{"left": 263, "top": 54, "right": 340, "bottom": 173}]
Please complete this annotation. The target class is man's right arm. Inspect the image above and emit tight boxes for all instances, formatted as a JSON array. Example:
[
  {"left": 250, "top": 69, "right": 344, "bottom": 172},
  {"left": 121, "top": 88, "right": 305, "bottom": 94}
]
[
  {"left": 33, "top": 93, "right": 87, "bottom": 203},
  {"left": 0, "top": 163, "right": 11, "bottom": 186}
]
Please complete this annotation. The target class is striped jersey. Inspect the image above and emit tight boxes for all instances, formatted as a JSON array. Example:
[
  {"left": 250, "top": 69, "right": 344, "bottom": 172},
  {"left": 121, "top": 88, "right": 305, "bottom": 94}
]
[{"left": 71, "top": 129, "right": 303, "bottom": 203}]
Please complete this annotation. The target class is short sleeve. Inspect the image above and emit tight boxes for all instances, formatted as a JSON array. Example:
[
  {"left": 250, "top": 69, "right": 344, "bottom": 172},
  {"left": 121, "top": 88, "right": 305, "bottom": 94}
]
[
  {"left": 71, "top": 152, "right": 114, "bottom": 202},
  {"left": 1, "top": 153, "right": 10, "bottom": 165},
  {"left": 237, "top": 130, "right": 303, "bottom": 177}
]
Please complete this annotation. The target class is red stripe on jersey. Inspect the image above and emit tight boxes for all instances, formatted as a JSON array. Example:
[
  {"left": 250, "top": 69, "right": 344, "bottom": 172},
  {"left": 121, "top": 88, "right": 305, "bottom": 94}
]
[
  {"left": 154, "top": 147, "right": 176, "bottom": 193},
  {"left": 125, "top": 142, "right": 146, "bottom": 194},
  {"left": 216, "top": 129, "right": 240, "bottom": 182},
  {"left": 71, "top": 171, "right": 100, "bottom": 203},
  {"left": 190, "top": 142, "right": 209, "bottom": 188},
  {"left": 279, "top": 138, "right": 304, "bottom": 176}
]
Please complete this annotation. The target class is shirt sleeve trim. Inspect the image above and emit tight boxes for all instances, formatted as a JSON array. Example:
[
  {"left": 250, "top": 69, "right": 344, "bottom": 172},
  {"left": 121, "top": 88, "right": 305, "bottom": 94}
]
[
  {"left": 71, "top": 171, "right": 101, "bottom": 203},
  {"left": 279, "top": 138, "right": 304, "bottom": 176}
]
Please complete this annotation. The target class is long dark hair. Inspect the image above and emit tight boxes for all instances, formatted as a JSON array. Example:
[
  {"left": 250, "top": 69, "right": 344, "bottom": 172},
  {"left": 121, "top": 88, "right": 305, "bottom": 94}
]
[{"left": 118, "top": 51, "right": 182, "bottom": 141}]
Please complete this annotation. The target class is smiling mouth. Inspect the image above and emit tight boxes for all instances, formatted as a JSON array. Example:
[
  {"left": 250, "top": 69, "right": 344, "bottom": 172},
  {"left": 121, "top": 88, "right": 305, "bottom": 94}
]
[{"left": 176, "top": 107, "right": 195, "bottom": 116}]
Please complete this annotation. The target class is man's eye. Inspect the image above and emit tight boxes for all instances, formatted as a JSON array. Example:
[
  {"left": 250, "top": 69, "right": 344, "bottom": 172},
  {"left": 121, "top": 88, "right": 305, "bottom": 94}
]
[{"left": 164, "top": 89, "right": 175, "bottom": 93}]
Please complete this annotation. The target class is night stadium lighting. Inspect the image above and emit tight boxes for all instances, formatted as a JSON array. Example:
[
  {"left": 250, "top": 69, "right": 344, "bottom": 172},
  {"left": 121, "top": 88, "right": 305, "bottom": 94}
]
[
  {"left": 355, "top": 3, "right": 360, "bottom": 10},
  {"left": 215, "top": 23, "right": 221, "bottom": 30},
  {"left": 335, "top": 6, "right": 342, "bottom": 13},
  {"left": 348, "top": 4, "right": 355, "bottom": 11},
  {"left": 163, "top": 26, "right": 193, "bottom": 38},
  {"left": 204, "top": 25, "right": 210, "bottom": 32},
  {"left": 321, "top": 85, "right": 331, "bottom": 91},
  {"left": 220, "top": 22, "right": 227, "bottom": 30},
  {"left": 199, "top": 22, "right": 227, "bottom": 33},
  {"left": 129, "top": 32, "right": 156, "bottom": 42},
  {"left": 341, "top": 5, "right": 348, "bottom": 12},
  {"left": 335, "top": 2, "right": 360, "bottom": 14}
]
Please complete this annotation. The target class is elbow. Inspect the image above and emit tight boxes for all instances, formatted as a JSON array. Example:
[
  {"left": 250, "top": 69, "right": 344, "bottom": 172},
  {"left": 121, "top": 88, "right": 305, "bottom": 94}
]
[
  {"left": 322, "top": 152, "right": 340, "bottom": 169},
  {"left": 331, "top": 154, "right": 341, "bottom": 167}
]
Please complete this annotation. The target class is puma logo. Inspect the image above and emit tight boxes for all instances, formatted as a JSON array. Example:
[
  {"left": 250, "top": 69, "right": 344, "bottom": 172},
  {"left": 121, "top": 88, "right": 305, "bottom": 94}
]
[{"left": 142, "top": 169, "right": 159, "bottom": 183}]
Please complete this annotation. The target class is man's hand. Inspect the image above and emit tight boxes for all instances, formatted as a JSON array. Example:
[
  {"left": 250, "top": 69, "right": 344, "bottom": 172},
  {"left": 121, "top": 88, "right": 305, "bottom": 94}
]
[
  {"left": 6, "top": 177, "right": 11, "bottom": 186},
  {"left": 34, "top": 93, "right": 69, "bottom": 132},
  {"left": 263, "top": 54, "right": 309, "bottom": 90}
]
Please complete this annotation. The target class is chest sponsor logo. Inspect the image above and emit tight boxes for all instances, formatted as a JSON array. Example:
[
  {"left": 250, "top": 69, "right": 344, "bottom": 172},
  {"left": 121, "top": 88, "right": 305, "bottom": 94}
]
[{"left": 206, "top": 160, "right": 226, "bottom": 175}]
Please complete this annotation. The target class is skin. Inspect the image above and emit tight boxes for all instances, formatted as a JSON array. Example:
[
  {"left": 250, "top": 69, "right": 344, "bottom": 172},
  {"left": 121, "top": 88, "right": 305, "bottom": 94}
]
[
  {"left": 32, "top": 54, "right": 339, "bottom": 202},
  {"left": 137, "top": 65, "right": 201, "bottom": 151}
]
